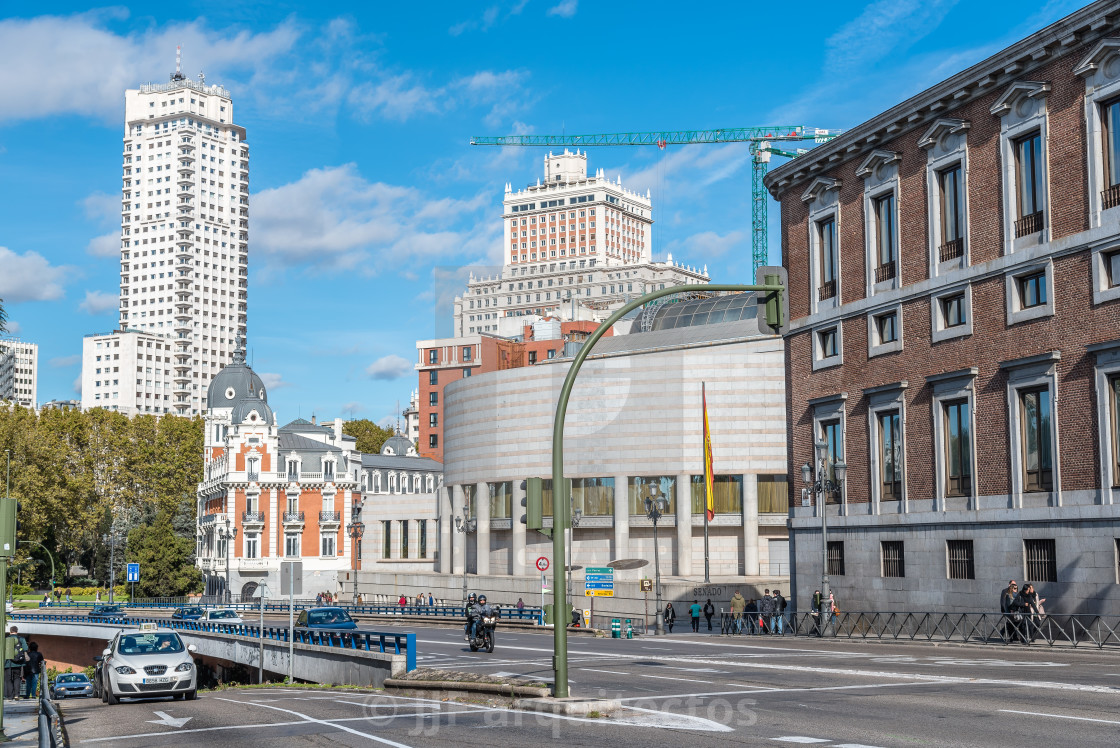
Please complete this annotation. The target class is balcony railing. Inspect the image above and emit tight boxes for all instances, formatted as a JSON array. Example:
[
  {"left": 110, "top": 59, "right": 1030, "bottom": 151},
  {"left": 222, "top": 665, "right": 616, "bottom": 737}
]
[
  {"left": 874, "top": 261, "right": 896, "bottom": 283},
  {"left": 817, "top": 279, "right": 836, "bottom": 301},
  {"left": 1103, "top": 183, "right": 1120, "bottom": 210},
  {"left": 242, "top": 511, "right": 265, "bottom": 524},
  {"left": 939, "top": 238, "right": 964, "bottom": 262},
  {"left": 247, "top": 472, "right": 259, "bottom": 482},
  {"left": 319, "top": 511, "right": 341, "bottom": 523},
  {"left": 1015, "top": 210, "right": 1044, "bottom": 238},
  {"left": 283, "top": 511, "right": 305, "bottom": 524}
]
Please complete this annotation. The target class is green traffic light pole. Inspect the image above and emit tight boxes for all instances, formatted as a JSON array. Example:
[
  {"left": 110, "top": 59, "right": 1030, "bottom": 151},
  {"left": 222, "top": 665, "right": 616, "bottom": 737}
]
[{"left": 549, "top": 278, "right": 785, "bottom": 698}]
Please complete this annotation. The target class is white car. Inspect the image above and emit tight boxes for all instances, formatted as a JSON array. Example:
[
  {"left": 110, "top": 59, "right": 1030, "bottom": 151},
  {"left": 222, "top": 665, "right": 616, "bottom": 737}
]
[
  {"left": 99, "top": 624, "right": 197, "bottom": 704},
  {"left": 203, "top": 609, "right": 244, "bottom": 625}
]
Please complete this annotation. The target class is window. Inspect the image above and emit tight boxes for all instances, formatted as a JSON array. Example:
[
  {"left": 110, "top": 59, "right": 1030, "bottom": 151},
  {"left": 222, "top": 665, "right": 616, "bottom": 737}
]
[
  {"left": 528, "top": 351, "right": 538, "bottom": 364},
  {"left": 418, "top": 520, "right": 427, "bottom": 559},
  {"left": 428, "top": 349, "right": 438, "bottom": 364},
  {"left": 1105, "top": 248, "right": 1120, "bottom": 289},
  {"left": 1018, "top": 270, "right": 1047, "bottom": 308},
  {"left": 826, "top": 541, "right": 845, "bottom": 576},
  {"left": 944, "top": 399, "right": 972, "bottom": 497},
  {"left": 429, "top": 413, "right": 437, "bottom": 427},
  {"left": 429, "top": 370, "right": 438, "bottom": 385},
  {"left": 756, "top": 475, "right": 789, "bottom": 513},
  {"left": 429, "top": 392, "right": 438, "bottom": 406},
  {"left": 1020, "top": 387, "right": 1053, "bottom": 492},
  {"left": 321, "top": 534, "right": 336, "bottom": 557},
  {"left": 463, "top": 367, "right": 471, "bottom": 378},
  {"left": 245, "top": 533, "right": 259, "bottom": 559},
  {"left": 1024, "top": 538, "right": 1057, "bottom": 582},
  {"left": 428, "top": 434, "right": 438, "bottom": 449},
  {"left": 938, "top": 164, "right": 965, "bottom": 261},
  {"left": 462, "top": 346, "right": 472, "bottom": 362},
  {"left": 874, "top": 193, "right": 897, "bottom": 282},
  {"left": 820, "top": 419, "right": 843, "bottom": 497},
  {"left": 689, "top": 475, "right": 744, "bottom": 514},
  {"left": 284, "top": 533, "right": 300, "bottom": 558},
  {"left": 571, "top": 477, "right": 615, "bottom": 516},
  {"left": 819, "top": 328, "right": 837, "bottom": 357},
  {"left": 1014, "top": 131, "right": 1044, "bottom": 236},
  {"left": 382, "top": 521, "right": 392, "bottom": 559},
  {"left": 817, "top": 218, "right": 837, "bottom": 300},
  {"left": 947, "top": 539, "right": 975, "bottom": 580},
  {"left": 881, "top": 541, "right": 905, "bottom": 577},
  {"left": 1111, "top": 375, "right": 1120, "bottom": 486},
  {"left": 628, "top": 476, "right": 676, "bottom": 515},
  {"left": 878, "top": 410, "right": 902, "bottom": 500},
  {"left": 875, "top": 311, "right": 897, "bottom": 344},
  {"left": 942, "top": 293, "right": 966, "bottom": 327},
  {"left": 1102, "top": 96, "right": 1120, "bottom": 209},
  {"left": 399, "top": 520, "right": 409, "bottom": 558}
]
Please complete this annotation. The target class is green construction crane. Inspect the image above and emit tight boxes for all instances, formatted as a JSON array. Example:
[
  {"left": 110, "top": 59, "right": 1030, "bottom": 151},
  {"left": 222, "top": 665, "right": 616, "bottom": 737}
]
[{"left": 471, "top": 126, "right": 841, "bottom": 271}]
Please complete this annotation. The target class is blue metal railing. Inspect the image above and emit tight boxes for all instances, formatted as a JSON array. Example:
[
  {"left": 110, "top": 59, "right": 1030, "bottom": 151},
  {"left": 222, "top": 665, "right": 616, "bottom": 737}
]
[{"left": 11, "top": 612, "right": 417, "bottom": 672}]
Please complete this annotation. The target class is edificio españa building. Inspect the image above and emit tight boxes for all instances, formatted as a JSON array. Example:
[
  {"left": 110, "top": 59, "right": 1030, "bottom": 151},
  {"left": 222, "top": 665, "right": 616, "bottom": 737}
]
[{"left": 766, "top": 0, "right": 1120, "bottom": 615}]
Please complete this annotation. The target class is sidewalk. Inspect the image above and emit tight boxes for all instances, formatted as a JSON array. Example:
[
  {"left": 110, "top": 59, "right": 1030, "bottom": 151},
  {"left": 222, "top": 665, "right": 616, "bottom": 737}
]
[{"left": 1, "top": 698, "right": 42, "bottom": 745}]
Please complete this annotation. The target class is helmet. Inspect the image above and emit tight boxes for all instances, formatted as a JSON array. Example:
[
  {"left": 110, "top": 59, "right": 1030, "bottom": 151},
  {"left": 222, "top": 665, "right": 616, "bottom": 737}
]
[
  {"left": 478, "top": 595, "right": 487, "bottom": 604},
  {"left": 468, "top": 593, "right": 477, "bottom": 602}
]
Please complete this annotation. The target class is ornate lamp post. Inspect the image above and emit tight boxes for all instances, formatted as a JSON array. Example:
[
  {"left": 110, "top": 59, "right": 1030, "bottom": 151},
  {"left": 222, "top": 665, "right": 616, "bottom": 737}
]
[
  {"left": 644, "top": 489, "right": 670, "bottom": 635},
  {"left": 801, "top": 438, "right": 846, "bottom": 634},
  {"left": 346, "top": 501, "right": 365, "bottom": 605},
  {"left": 219, "top": 519, "right": 238, "bottom": 603}
]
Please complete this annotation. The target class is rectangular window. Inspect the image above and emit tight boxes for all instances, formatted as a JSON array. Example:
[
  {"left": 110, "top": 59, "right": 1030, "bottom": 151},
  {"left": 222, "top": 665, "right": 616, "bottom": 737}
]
[
  {"left": 284, "top": 533, "right": 299, "bottom": 558},
  {"left": 428, "top": 370, "right": 438, "bottom": 385},
  {"left": 321, "top": 535, "right": 336, "bottom": 557},
  {"left": 462, "top": 346, "right": 472, "bottom": 362},
  {"left": 1018, "top": 270, "right": 1047, "bottom": 308},
  {"left": 628, "top": 476, "right": 676, "bottom": 515},
  {"left": 939, "top": 164, "right": 965, "bottom": 258},
  {"left": 820, "top": 419, "right": 843, "bottom": 496},
  {"left": 489, "top": 481, "right": 512, "bottom": 519},
  {"left": 463, "top": 367, "right": 471, "bottom": 378},
  {"left": 528, "top": 351, "right": 538, "bottom": 364},
  {"left": 756, "top": 475, "right": 789, "bottom": 513},
  {"left": 941, "top": 293, "right": 966, "bottom": 327},
  {"left": 1020, "top": 387, "right": 1053, "bottom": 492},
  {"left": 429, "top": 413, "right": 437, "bottom": 427},
  {"left": 572, "top": 477, "right": 615, "bottom": 516},
  {"left": 875, "top": 311, "right": 898, "bottom": 343},
  {"left": 1024, "top": 538, "right": 1057, "bottom": 582},
  {"left": 944, "top": 399, "right": 972, "bottom": 497},
  {"left": 819, "top": 328, "right": 838, "bottom": 358},
  {"left": 429, "top": 434, "right": 438, "bottom": 448},
  {"left": 826, "top": 541, "right": 845, "bottom": 576},
  {"left": 1015, "top": 131, "right": 1044, "bottom": 236},
  {"left": 245, "top": 534, "right": 259, "bottom": 559},
  {"left": 419, "top": 520, "right": 427, "bottom": 559},
  {"left": 874, "top": 192, "right": 897, "bottom": 281},
  {"left": 881, "top": 541, "right": 905, "bottom": 578},
  {"left": 429, "top": 392, "right": 438, "bottom": 406},
  {"left": 1105, "top": 248, "right": 1120, "bottom": 289},
  {"left": 1103, "top": 97, "right": 1120, "bottom": 208},
  {"left": 399, "top": 520, "right": 409, "bottom": 558},
  {"left": 689, "top": 474, "right": 744, "bottom": 514},
  {"left": 878, "top": 410, "right": 902, "bottom": 500},
  {"left": 1111, "top": 376, "right": 1120, "bottom": 486},
  {"left": 428, "top": 349, "right": 438, "bottom": 364},
  {"left": 382, "top": 521, "right": 392, "bottom": 559},
  {"left": 817, "top": 218, "right": 837, "bottom": 299},
  {"left": 947, "top": 539, "right": 975, "bottom": 580}
]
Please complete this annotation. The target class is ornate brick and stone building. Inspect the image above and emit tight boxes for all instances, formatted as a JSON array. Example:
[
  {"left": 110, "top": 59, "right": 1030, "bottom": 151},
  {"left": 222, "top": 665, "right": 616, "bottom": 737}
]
[{"left": 766, "top": 1, "right": 1120, "bottom": 614}]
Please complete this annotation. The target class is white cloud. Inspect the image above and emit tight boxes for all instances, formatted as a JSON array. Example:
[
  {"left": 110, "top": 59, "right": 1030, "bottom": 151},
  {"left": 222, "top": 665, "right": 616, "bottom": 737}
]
[
  {"left": 341, "top": 401, "right": 366, "bottom": 415},
  {"left": 449, "top": 2, "right": 527, "bottom": 35},
  {"left": 259, "top": 372, "right": 292, "bottom": 390},
  {"left": 4, "top": 321, "right": 20, "bottom": 336},
  {"left": 50, "top": 354, "right": 81, "bottom": 368},
  {"left": 86, "top": 233, "right": 119, "bottom": 258},
  {"left": 548, "top": 0, "right": 578, "bottom": 18},
  {"left": 252, "top": 164, "right": 499, "bottom": 272},
  {"left": 826, "top": 0, "right": 958, "bottom": 74},
  {"left": 0, "top": 247, "right": 68, "bottom": 302},
  {"left": 667, "top": 230, "right": 747, "bottom": 260},
  {"left": 347, "top": 68, "right": 530, "bottom": 125},
  {"left": 72, "top": 376, "right": 82, "bottom": 395},
  {"left": 366, "top": 355, "right": 412, "bottom": 381},
  {"left": 78, "top": 290, "right": 119, "bottom": 315}
]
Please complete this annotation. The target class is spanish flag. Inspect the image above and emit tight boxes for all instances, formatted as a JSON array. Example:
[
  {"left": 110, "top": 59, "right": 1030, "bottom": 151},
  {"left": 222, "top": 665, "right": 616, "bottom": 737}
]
[{"left": 702, "top": 382, "right": 715, "bottom": 522}]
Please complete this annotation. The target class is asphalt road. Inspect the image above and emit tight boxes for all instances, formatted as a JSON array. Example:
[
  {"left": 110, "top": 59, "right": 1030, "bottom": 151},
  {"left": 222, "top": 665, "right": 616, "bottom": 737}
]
[{"left": 58, "top": 624, "right": 1120, "bottom": 747}]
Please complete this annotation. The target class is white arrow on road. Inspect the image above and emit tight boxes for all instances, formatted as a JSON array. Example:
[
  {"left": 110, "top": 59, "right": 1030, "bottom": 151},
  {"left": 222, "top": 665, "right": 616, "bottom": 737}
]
[{"left": 147, "top": 711, "right": 192, "bottom": 728}]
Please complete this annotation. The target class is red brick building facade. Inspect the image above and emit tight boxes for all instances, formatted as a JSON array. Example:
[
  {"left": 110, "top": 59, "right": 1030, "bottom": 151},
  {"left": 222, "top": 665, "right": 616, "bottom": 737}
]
[{"left": 766, "top": 2, "right": 1120, "bottom": 614}]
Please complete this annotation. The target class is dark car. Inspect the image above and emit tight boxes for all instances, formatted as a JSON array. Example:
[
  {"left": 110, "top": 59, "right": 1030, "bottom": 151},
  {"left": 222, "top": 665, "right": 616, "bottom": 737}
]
[
  {"left": 171, "top": 606, "right": 205, "bottom": 620},
  {"left": 52, "top": 673, "right": 93, "bottom": 699},
  {"left": 88, "top": 605, "right": 126, "bottom": 620},
  {"left": 295, "top": 607, "right": 357, "bottom": 630}
]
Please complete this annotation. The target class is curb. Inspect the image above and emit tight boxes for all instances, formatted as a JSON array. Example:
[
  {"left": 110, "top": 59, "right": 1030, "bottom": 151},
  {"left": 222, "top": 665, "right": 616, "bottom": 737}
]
[{"left": 382, "top": 678, "right": 549, "bottom": 698}]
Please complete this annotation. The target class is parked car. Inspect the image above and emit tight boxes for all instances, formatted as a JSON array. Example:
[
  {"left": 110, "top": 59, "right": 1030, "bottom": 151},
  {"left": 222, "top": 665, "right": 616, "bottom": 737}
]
[
  {"left": 295, "top": 607, "right": 357, "bottom": 630},
  {"left": 170, "top": 606, "right": 205, "bottom": 621},
  {"left": 202, "top": 609, "right": 244, "bottom": 625},
  {"left": 98, "top": 623, "right": 197, "bottom": 704},
  {"left": 52, "top": 673, "right": 93, "bottom": 699},
  {"left": 88, "top": 605, "right": 126, "bottom": 620}
]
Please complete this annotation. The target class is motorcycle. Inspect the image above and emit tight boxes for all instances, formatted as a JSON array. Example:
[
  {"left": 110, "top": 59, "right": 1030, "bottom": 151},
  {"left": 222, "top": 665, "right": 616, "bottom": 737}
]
[{"left": 469, "top": 611, "right": 498, "bottom": 653}]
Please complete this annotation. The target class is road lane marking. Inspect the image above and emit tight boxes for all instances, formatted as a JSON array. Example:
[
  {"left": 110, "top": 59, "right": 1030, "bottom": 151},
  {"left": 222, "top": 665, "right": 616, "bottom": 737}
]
[
  {"left": 79, "top": 720, "right": 310, "bottom": 743},
  {"left": 772, "top": 737, "right": 830, "bottom": 743},
  {"left": 618, "top": 680, "right": 953, "bottom": 702},
  {"left": 999, "top": 709, "right": 1120, "bottom": 726},
  {"left": 581, "top": 668, "right": 631, "bottom": 676},
  {"left": 639, "top": 675, "right": 713, "bottom": 684},
  {"left": 214, "top": 697, "right": 415, "bottom": 747}
]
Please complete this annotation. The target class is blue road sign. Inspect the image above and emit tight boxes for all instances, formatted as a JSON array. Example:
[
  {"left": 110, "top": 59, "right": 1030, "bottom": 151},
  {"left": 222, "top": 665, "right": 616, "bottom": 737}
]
[
  {"left": 126, "top": 563, "right": 139, "bottom": 583},
  {"left": 585, "top": 574, "right": 614, "bottom": 582},
  {"left": 584, "top": 582, "right": 615, "bottom": 589}
]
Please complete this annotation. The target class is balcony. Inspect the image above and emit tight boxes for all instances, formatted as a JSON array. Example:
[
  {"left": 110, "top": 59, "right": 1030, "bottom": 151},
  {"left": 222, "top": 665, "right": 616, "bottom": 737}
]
[
  {"left": 238, "top": 558, "right": 270, "bottom": 571},
  {"left": 874, "top": 261, "right": 896, "bottom": 284},
  {"left": 247, "top": 472, "right": 259, "bottom": 483},
  {"left": 939, "top": 238, "right": 964, "bottom": 262},
  {"left": 1103, "top": 183, "right": 1120, "bottom": 211},
  {"left": 283, "top": 511, "right": 305, "bottom": 525},
  {"left": 242, "top": 511, "right": 265, "bottom": 525},
  {"left": 319, "top": 511, "right": 341, "bottom": 524},
  {"left": 1015, "top": 210, "right": 1044, "bottom": 238},
  {"left": 817, "top": 279, "right": 836, "bottom": 301}
]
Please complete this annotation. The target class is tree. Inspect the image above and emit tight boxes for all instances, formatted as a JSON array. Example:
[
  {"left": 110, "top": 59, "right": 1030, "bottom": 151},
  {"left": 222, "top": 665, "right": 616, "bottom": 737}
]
[
  {"left": 126, "top": 512, "right": 202, "bottom": 597},
  {"left": 342, "top": 419, "right": 394, "bottom": 454}
]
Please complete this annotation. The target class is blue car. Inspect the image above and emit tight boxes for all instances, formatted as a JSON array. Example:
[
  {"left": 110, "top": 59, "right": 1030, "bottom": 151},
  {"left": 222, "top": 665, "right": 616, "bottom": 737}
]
[
  {"left": 87, "top": 604, "right": 126, "bottom": 620},
  {"left": 296, "top": 607, "right": 357, "bottom": 630},
  {"left": 171, "top": 606, "right": 205, "bottom": 620},
  {"left": 52, "top": 673, "right": 93, "bottom": 699}
]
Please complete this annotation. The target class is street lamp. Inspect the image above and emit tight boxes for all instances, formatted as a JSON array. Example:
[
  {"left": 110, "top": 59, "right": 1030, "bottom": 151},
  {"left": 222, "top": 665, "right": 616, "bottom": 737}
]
[
  {"left": 644, "top": 488, "right": 670, "bottom": 635},
  {"left": 346, "top": 501, "right": 365, "bottom": 605},
  {"left": 219, "top": 519, "right": 237, "bottom": 603},
  {"left": 802, "top": 438, "right": 846, "bottom": 635},
  {"left": 454, "top": 515, "right": 477, "bottom": 533}
]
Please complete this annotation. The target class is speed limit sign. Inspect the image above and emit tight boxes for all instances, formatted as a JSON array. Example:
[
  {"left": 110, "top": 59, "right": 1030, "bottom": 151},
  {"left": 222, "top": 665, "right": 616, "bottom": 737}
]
[{"left": 536, "top": 557, "right": 549, "bottom": 572}]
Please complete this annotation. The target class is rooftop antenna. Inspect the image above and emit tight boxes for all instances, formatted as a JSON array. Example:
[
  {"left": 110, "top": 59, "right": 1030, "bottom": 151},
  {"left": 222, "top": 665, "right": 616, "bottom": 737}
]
[
  {"left": 396, "top": 400, "right": 402, "bottom": 434},
  {"left": 172, "top": 45, "right": 185, "bottom": 82}
]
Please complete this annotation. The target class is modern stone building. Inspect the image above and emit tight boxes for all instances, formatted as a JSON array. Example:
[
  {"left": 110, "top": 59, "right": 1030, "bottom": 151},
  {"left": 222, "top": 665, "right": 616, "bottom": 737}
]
[
  {"left": 0, "top": 338, "right": 37, "bottom": 409},
  {"left": 765, "top": 1, "right": 1120, "bottom": 615}
]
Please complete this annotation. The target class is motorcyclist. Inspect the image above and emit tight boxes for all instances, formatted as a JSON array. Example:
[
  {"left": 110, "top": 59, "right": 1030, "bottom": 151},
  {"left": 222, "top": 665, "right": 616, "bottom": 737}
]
[
  {"left": 463, "top": 593, "right": 477, "bottom": 642},
  {"left": 470, "top": 595, "right": 494, "bottom": 642}
]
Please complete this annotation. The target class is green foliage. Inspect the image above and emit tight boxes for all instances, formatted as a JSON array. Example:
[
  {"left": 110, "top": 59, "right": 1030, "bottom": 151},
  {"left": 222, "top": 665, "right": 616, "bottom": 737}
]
[
  {"left": 342, "top": 419, "right": 394, "bottom": 454},
  {"left": 126, "top": 511, "right": 202, "bottom": 597}
]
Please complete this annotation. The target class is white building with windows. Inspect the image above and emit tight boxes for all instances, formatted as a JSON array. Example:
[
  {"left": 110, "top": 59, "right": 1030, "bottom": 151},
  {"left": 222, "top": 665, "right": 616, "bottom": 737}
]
[
  {"left": 82, "top": 63, "right": 249, "bottom": 417},
  {"left": 80, "top": 329, "right": 176, "bottom": 415},
  {"left": 0, "top": 338, "right": 37, "bottom": 409}
]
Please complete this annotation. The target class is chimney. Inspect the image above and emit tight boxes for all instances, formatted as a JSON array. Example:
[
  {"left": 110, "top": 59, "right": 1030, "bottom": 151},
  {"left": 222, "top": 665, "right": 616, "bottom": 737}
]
[
  {"left": 311, "top": 414, "right": 317, "bottom": 425},
  {"left": 334, "top": 417, "right": 343, "bottom": 444}
]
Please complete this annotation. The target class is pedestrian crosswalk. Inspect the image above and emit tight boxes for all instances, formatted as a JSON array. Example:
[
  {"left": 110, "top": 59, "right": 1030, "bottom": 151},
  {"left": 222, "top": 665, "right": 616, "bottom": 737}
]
[{"left": 773, "top": 738, "right": 885, "bottom": 748}]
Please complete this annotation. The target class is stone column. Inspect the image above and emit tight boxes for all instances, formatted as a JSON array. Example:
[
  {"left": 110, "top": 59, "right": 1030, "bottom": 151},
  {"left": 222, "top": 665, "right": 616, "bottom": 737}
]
[
  {"left": 438, "top": 487, "right": 452, "bottom": 574},
  {"left": 613, "top": 475, "right": 629, "bottom": 561},
  {"left": 675, "top": 473, "right": 692, "bottom": 577},
  {"left": 743, "top": 473, "right": 759, "bottom": 576},
  {"left": 451, "top": 485, "right": 465, "bottom": 575},
  {"left": 475, "top": 481, "right": 490, "bottom": 576},
  {"left": 511, "top": 480, "right": 527, "bottom": 576}
]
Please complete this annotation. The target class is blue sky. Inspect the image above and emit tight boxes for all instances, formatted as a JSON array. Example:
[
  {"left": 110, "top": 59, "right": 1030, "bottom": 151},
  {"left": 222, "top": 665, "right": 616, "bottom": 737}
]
[{"left": 0, "top": 0, "right": 1086, "bottom": 426}]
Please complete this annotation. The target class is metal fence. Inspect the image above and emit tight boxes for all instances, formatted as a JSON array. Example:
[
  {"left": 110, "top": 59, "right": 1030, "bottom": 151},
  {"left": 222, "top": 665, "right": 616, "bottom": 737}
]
[
  {"left": 37, "top": 662, "right": 62, "bottom": 748},
  {"left": 718, "top": 610, "right": 1120, "bottom": 648}
]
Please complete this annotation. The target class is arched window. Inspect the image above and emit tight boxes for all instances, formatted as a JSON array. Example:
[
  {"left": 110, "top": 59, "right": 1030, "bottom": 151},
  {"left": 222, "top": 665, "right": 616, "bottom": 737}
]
[
  {"left": 389, "top": 473, "right": 397, "bottom": 493},
  {"left": 374, "top": 472, "right": 382, "bottom": 493},
  {"left": 426, "top": 475, "right": 434, "bottom": 492}
]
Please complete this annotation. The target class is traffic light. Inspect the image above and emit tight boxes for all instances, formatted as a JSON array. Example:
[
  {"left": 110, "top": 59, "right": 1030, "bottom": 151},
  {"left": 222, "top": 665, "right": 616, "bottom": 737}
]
[
  {"left": 756, "top": 266, "right": 789, "bottom": 335},
  {"left": 0, "top": 498, "right": 17, "bottom": 558},
  {"left": 519, "top": 478, "right": 548, "bottom": 536}
]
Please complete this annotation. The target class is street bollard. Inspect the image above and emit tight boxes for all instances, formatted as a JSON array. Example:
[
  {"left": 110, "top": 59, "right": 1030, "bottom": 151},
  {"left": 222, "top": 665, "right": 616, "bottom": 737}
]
[
  {"left": 611, "top": 618, "right": 620, "bottom": 638},
  {"left": 625, "top": 619, "right": 633, "bottom": 639}
]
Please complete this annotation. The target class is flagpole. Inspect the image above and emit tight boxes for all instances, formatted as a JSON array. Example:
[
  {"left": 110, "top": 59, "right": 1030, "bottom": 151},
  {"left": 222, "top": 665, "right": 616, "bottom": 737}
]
[{"left": 703, "top": 382, "right": 711, "bottom": 584}]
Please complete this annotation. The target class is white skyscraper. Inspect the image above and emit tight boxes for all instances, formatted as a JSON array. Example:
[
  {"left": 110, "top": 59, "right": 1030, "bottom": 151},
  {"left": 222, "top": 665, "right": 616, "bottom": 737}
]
[
  {"left": 0, "top": 338, "right": 38, "bottom": 409},
  {"left": 82, "top": 61, "right": 249, "bottom": 416}
]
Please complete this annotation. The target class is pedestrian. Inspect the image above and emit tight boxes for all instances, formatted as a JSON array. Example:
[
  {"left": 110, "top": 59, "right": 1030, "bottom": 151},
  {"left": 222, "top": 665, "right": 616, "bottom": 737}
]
[
  {"left": 663, "top": 602, "right": 676, "bottom": 633},
  {"left": 1019, "top": 583, "right": 1044, "bottom": 641},
  {"left": 516, "top": 597, "right": 525, "bottom": 611},
  {"left": 427, "top": 592, "right": 434, "bottom": 606},
  {"left": 23, "top": 642, "right": 43, "bottom": 700},
  {"left": 811, "top": 589, "right": 823, "bottom": 636},
  {"left": 772, "top": 589, "right": 787, "bottom": 635},
  {"left": 1000, "top": 580, "right": 1019, "bottom": 643},
  {"left": 42, "top": 592, "right": 49, "bottom": 607},
  {"left": 53, "top": 589, "right": 60, "bottom": 605},
  {"left": 759, "top": 589, "right": 775, "bottom": 634},
  {"left": 95, "top": 590, "right": 102, "bottom": 603},
  {"left": 729, "top": 590, "right": 746, "bottom": 633},
  {"left": 828, "top": 592, "right": 839, "bottom": 626},
  {"left": 745, "top": 597, "right": 758, "bottom": 634},
  {"left": 65, "top": 588, "right": 72, "bottom": 603},
  {"left": 689, "top": 600, "right": 701, "bottom": 632},
  {"left": 398, "top": 594, "right": 407, "bottom": 608},
  {"left": 4, "top": 626, "right": 28, "bottom": 700},
  {"left": 316, "top": 592, "right": 323, "bottom": 606},
  {"left": 703, "top": 598, "right": 715, "bottom": 631}
]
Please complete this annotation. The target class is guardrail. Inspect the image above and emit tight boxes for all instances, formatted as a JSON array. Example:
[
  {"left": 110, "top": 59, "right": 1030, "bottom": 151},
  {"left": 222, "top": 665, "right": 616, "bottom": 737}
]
[
  {"left": 11, "top": 613, "right": 417, "bottom": 672},
  {"left": 718, "top": 610, "right": 1120, "bottom": 649}
]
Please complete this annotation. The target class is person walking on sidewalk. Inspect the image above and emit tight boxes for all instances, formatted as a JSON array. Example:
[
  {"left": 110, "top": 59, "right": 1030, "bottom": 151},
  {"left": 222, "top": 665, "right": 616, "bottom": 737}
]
[
  {"left": 759, "top": 590, "right": 775, "bottom": 634},
  {"left": 729, "top": 590, "right": 746, "bottom": 633},
  {"left": 4, "top": 626, "right": 27, "bottom": 699},
  {"left": 23, "top": 642, "right": 43, "bottom": 700},
  {"left": 772, "top": 590, "right": 787, "bottom": 635},
  {"left": 689, "top": 600, "right": 702, "bottom": 632},
  {"left": 703, "top": 599, "right": 715, "bottom": 631},
  {"left": 664, "top": 602, "right": 676, "bottom": 634}
]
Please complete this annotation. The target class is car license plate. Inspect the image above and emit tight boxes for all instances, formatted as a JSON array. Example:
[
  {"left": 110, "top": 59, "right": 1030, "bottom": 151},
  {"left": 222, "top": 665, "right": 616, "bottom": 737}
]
[{"left": 143, "top": 677, "right": 173, "bottom": 684}]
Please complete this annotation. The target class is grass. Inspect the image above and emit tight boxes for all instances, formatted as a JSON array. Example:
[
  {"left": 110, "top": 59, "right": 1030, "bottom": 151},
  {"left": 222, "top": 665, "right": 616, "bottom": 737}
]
[{"left": 587, "top": 710, "right": 602, "bottom": 719}]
